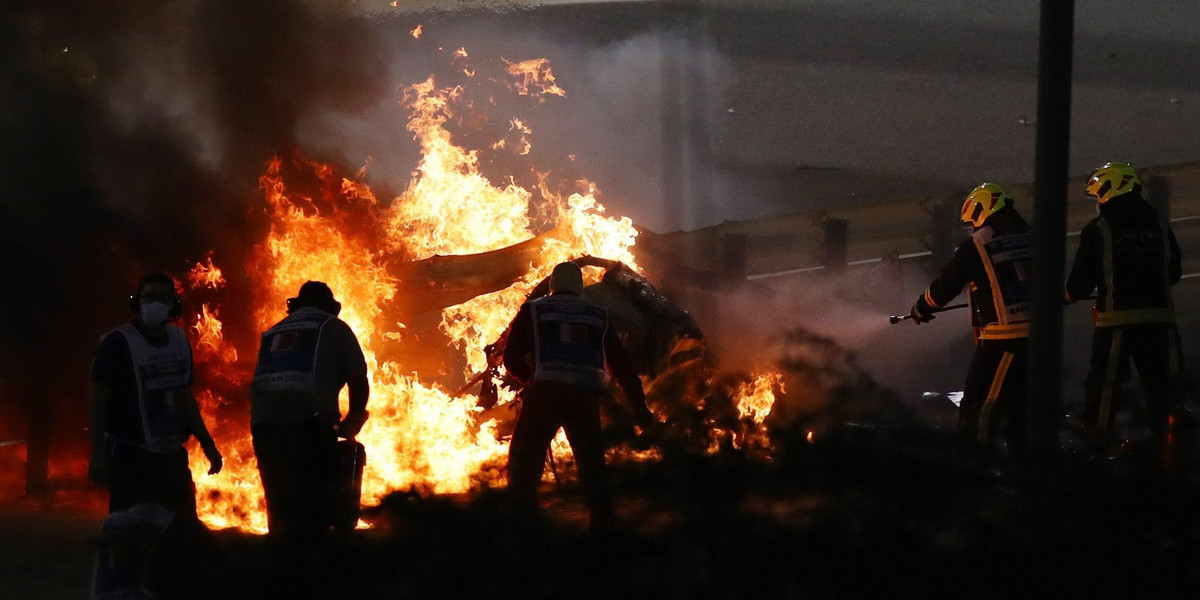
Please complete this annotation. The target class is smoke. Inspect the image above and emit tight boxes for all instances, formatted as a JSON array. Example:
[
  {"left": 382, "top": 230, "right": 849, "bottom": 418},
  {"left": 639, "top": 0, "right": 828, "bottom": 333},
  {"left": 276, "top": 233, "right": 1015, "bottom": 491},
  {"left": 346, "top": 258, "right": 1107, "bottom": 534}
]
[
  {"left": 295, "top": 8, "right": 733, "bottom": 234},
  {"left": 673, "top": 262, "right": 974, "bottom": 431},
  {"left": 0, "top": 0, "right": 391, "bottom": 475},
  {"left": 0, "top": 1, "right": 738, "bottom": 485}
]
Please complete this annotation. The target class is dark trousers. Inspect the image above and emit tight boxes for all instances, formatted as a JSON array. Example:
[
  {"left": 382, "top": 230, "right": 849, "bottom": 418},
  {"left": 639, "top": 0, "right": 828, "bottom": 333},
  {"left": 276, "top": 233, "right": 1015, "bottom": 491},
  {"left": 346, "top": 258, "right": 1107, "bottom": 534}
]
[
  {"left": 1083, "top": 324, "right": 1183, "bottom": 439},
  {"left": 252, "top": 421, "right": 339, "bottom": 545},
  {"left": 961, "top": 338, "right": 1029, "bottom": 458},
  {"left": 106, "top": 443, "right": 208, "bottom": 599},
  {"left": 507, "top": 381, "right": 614, "bottom": 532},
  {"left": 108, "top": 442, "right": 198, "bottom": 521}
]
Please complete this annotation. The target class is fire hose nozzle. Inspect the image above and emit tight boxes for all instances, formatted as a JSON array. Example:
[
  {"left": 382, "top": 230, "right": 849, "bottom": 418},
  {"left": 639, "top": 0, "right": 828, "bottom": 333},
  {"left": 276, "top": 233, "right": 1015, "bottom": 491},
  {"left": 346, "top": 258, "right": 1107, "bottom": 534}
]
[{"left": 888, "top": 302, "right": 969, "bottom": 325}]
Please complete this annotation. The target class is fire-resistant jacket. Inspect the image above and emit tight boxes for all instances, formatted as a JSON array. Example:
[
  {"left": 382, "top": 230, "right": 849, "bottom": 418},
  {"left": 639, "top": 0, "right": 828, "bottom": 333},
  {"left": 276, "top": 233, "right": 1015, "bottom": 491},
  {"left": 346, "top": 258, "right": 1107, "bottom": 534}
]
[
  {"left": 1066, "top": 192, "right": 1181, "bottom": 327},
  {"left": 915, "top": 208, "right": 1033, "bottom": 341},
  {"left": 503, "top": 291, "right": 646, "bottom": 408}
]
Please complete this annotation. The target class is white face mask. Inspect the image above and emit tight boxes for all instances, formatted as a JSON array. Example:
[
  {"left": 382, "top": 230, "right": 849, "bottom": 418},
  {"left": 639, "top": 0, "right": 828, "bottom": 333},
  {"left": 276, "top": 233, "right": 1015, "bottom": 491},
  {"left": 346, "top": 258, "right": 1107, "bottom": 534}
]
[{"left": 139, "top": 301, "right": 170, "bottom": 327}]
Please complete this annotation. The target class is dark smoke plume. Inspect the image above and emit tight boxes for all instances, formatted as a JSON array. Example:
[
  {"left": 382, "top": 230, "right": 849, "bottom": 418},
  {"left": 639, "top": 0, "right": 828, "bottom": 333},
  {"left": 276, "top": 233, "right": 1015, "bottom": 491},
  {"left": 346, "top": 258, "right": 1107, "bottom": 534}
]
[{"left": 0, "top": 0, "right": 388, "bottom": 476}]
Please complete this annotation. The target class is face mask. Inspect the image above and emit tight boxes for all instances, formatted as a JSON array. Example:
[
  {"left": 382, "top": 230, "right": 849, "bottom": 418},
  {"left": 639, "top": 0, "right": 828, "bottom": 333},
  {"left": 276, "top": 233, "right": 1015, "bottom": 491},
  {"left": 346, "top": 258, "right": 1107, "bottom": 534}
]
[{"left": 139, "top": 301, "right": 170, "bottom": 327}]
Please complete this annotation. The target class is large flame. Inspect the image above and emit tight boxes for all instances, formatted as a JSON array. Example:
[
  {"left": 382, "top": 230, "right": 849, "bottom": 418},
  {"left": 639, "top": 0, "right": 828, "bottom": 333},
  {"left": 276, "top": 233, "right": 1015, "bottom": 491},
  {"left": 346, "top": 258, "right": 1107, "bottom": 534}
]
[{"left": 186, "top": 55, "right": 642, "bottom": 532}]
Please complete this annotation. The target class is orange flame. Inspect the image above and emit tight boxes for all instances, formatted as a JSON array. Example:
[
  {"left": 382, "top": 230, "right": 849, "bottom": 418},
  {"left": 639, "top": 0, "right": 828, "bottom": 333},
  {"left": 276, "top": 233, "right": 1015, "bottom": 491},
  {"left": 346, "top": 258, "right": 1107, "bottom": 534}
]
[
  {"left": 186, "top": 57, "right": 644, "bottom": 532},
  {"left": 191, "top": 304, "right": 238, "bottom": 366},
  {"left": 187, "top": 257, "right": 225, "bottom": 290},
  {"left": 735, "top": 371, "right": 783, "bottom": 424},
  {"left": 504, "top": 58, "right": 566, "bottom": 100}
]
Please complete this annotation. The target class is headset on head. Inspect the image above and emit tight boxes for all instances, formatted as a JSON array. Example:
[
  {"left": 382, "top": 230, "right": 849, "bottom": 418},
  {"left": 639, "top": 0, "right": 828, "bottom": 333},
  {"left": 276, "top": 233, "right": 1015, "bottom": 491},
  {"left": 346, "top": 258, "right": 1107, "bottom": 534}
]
[{"left": 127, "top": 273, "right": 183, "bottom": 320}]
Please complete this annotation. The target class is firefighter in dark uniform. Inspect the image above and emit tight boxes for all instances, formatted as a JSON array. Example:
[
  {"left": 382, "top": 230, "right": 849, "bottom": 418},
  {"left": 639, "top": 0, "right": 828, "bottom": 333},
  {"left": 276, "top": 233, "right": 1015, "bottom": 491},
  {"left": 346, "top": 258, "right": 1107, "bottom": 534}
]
[
  {"left": 910, "top": 184, "right": 1033, "bottom": 459},
  {"left": 251, "top": 281, "right": 369, "bottom": 549},
  {"left": 1065, "top": 162, "right": 1183, "bottom": 460},
  {"left": 89, "top": 272, "right": 223, "bottom": 518},
  {"left": 503, "top": 262, "right": 654, "bottom": 533}
]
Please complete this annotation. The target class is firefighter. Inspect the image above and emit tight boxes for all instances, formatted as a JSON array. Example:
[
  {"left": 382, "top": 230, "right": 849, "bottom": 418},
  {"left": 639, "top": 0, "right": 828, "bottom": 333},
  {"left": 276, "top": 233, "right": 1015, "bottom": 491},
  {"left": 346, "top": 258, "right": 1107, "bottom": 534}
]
[
  {"left": 89, "top": 272, "right": 223, "bottom": 518},
  {"left": 910, "top": 184, "right": 1033, "bottom": 460},
  {"left": 250, "top": 282, "right": 369, "bottom": 561},
  {"left": 503, "top": 262, "right": 654, "bottom": 533},
  {"left": 1065, "top": 162, "right": 1183, "bottom": 462}
]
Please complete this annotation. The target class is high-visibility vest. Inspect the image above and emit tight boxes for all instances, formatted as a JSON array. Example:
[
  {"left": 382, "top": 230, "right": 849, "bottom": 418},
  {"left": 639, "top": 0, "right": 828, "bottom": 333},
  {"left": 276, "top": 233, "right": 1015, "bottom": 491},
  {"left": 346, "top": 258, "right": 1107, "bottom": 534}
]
[
  {"left": 252, "top": 309, "right": 334, "bottom": 400},
  {"left": 969, "top": 227, "right": 1033, "bottom": 340},
  {"left": 1091, "top": 216, "right": 1176, "bottom": 327},
  {"left": 113, "top": 324, "right": 192, "bottom": 451},
  {"left": 530, "top": 295, "right": 608, "bottom": 387}
]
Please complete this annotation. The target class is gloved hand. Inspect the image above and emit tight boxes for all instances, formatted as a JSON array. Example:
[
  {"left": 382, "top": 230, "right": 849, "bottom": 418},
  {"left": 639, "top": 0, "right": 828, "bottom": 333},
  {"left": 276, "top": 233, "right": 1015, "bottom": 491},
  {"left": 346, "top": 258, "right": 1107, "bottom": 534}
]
[
  {"left": 910, "top": 302, "right": 935, "bottom": 325},
  {"left": 338, "top": 410, "right": 369, "bottom": 439},
  {"left": 202, "top": 442, "right": 223, "bottom": 475}
]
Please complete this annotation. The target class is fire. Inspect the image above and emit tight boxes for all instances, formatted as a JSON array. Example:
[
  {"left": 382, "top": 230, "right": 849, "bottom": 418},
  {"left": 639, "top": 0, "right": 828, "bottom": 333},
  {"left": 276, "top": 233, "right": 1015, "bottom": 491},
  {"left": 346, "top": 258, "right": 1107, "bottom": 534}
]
[
  {"left": 187, "top": 256, "right": 225, "bottom": 290},
  {"left": 735, "top": 371, "right": 783, "bottom": 424},
  {"left": 191, "top": 304, "right": 238, "bottom": 366},
  {"left": 186, "top": 55, "right": 643, "bottom": 532},
  {"left": 410, "top": 24, "right": 422, "bottom": 38},
  {"left": 504, "top": 58, "right": 566, "bottom": 100}
]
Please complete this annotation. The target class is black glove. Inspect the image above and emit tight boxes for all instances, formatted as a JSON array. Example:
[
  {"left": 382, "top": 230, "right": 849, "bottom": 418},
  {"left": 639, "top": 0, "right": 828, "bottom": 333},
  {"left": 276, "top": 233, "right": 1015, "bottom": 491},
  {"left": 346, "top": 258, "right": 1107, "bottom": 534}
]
[
  {"left": 910, "top": 302, "right": 935, "bottom": 325},
  {"left": 338, "top": 410, "right": 369, "bottom": 439},
  {"left": 197, "top": 440, "right": 223, "bottom": 475}
]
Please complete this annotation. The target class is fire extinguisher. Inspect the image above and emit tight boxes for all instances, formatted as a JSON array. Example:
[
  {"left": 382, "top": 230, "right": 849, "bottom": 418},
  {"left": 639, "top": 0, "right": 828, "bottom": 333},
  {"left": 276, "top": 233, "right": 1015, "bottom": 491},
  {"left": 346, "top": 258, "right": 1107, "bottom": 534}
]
[{"left": 333, "top": 437, "right": 366, "bottom": 534}]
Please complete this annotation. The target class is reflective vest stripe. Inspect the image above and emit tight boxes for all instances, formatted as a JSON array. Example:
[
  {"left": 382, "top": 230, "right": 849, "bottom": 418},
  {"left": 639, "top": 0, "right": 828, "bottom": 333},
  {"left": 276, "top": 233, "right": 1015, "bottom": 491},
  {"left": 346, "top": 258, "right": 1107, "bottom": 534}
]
[
  {"left": 1097, "top": 330, "right": 1124, "bottom": 435},
  {"left": 968, "top": 227, "right": 1032, "bottom": 335},
  {"left": 1092, "top": 308, "right": 1176, "bottom": 328},
  {"left": 978, "top": 322, "right": 1030, "bottom": 340},
  {"left": 973, "top": 235, "right": 1011, "bottom": 326},
  {"left": 923, "top": 288, "right": 939, "bottom": 309},
  {"left": 978, "top": 351, "right": 1014, "bottom": 443}
]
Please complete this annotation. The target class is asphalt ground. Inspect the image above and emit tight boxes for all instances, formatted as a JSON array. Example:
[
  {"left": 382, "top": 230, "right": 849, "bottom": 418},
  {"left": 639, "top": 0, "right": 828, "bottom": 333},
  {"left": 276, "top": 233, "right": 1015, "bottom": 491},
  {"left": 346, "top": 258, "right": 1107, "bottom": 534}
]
[{"left": 5, "top": 429, "right": 1200, "bottom": 599}]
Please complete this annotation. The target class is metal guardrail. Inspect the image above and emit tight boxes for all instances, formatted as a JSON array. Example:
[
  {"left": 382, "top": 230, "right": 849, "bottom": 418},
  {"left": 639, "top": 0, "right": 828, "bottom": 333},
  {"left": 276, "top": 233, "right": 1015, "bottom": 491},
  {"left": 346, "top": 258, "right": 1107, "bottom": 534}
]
[{"left": 746, "top": 214, "right": 1200, "bottom": 281}]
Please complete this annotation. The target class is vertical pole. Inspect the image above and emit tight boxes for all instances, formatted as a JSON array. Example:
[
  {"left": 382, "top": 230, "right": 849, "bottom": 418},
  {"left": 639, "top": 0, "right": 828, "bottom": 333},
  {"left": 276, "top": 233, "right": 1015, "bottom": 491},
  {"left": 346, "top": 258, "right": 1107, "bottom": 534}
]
[
  {"left": 1143, "top": 174, "right": 1171, "bottom": 220},
  {"left": 660, "top": 4, "right": 686, "bottom": 232},
  {"left": 720, "top": 230, "right": 748, "bottom": 279},
  {"left": 821, "top": 218, "right": 848, "bottom": 275},
  {"left": 928, "top": 201, "right": 957, "bottom": 274},
  {"left": 1027, "top": 0, "right": 1075, "bottom": 458},
  {"left": 682, "top": 0, "right": 712, "bottom": 227}
]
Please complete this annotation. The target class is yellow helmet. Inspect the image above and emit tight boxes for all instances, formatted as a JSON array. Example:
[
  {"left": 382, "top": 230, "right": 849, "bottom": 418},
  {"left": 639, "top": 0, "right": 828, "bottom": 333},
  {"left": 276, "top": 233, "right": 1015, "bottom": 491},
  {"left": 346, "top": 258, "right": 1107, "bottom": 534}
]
[
  {"left": 1085, "top": 162, "right": 1141, "bottom": 204},
  {"left": 960, "top": 183, "right": 1013, "bottom": 228}
]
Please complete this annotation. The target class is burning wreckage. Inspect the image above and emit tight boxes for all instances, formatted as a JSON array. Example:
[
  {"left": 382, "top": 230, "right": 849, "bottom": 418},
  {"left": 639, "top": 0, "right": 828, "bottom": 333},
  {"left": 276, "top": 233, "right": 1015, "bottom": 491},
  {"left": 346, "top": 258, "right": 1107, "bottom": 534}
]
[
  {"left": 180, "top": 58, "right": 794, "bottom": 534},
  {"left": 386, "top": 234, "right": 779, "bottom": 458},
  {"left": 184, "top": 157, "right": 790, "bottom": 534}
]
